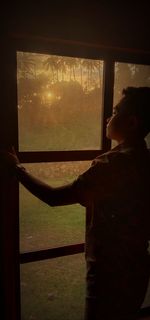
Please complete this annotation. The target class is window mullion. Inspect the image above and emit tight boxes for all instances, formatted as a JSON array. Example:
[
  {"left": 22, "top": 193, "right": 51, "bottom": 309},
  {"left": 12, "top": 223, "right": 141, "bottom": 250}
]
[
  {"left": 102, "top": 59, "right": 115, "bottom": 151},
  {"left": 19, "top": 150, "right": 103, "bottom": 163},
  {"left": 20, "top": 243, "right": 85, "bottom": 264}
]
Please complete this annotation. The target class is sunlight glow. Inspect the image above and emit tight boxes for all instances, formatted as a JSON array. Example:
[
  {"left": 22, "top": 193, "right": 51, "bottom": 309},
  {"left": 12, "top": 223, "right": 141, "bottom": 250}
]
[{"left": 47, "top": 92, "right": 53, "bottom": 98}]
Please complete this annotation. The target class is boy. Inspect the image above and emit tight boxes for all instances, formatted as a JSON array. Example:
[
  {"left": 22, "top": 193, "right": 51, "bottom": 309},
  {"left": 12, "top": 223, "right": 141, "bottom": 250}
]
[{"left": 3, "top": 87, "right": 150, "bottom": 319}]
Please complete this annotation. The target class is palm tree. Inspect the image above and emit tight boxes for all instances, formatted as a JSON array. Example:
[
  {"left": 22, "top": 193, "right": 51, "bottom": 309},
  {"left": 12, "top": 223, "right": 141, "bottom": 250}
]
[
  {"left": 17, "top": 52, "right": 36, "bottom": 79},
  {"left": 65, "top": 57, "right": 78, "bottom": 81},
  {"left": 95, "top": 60, "right": 103, "bottom": 88},
  {"left": 82, "top": 59, "right": 100, "bottom": 91},
  {"left": 43, "top": 55, "right": 60, "bottom": 82},
  {"left": 57, "top": 57, "right": 67, "bottom": 81}
]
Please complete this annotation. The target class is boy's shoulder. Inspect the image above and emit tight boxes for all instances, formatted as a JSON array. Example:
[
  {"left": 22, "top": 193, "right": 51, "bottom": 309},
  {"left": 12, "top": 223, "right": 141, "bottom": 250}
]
[
  {"left": 92, "top": 142, "right": 150, "bottom": 172},
  {"left": 92, "top": 147, "right": 129, "bottom": 167}
]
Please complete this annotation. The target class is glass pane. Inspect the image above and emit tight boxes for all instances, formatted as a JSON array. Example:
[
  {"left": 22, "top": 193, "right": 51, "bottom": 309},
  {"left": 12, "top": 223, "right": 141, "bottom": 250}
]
[
  {"left": 17, "top": 51, "right": 104, "bottom": 151},
  {"left": 20, "top": 161, "right": 91, "bottom": 252},
  {"left": 20, "top": 254, "right": 85, "bottom": 320},
  {"left": 113, "top": 62, "right": 150, "bottom": 148}
]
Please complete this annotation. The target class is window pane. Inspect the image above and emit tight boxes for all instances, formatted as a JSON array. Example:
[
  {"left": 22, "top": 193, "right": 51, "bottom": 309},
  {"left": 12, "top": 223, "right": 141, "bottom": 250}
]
[
  {"left": 20, "top": 254, "right": 85, "bottom": 320},
  {"left": 113, "top": 62, "right": 150, "bottom": 148},
  {"left": 20, "top": 161, "right": 91, "bottom": 252},
  {"left": 17, "top": 51, "right": 104, "bottom": 151}
]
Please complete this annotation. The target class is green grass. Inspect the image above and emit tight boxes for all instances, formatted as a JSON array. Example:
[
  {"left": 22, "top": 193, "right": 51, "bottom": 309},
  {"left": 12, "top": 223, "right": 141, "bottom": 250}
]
[
  {"left": 20, "top": 254, "right": 86, "bottom": 320},
  {"left": 20, "top": 183, "right": 85, "bottom": 252},
  {"left": 20, "top": 176, "right": 86, "bottom": 320}
]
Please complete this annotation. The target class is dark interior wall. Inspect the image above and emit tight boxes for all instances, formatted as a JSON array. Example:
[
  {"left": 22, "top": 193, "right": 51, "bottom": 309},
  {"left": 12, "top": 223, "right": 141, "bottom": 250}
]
[{"left": 3, "top": 1, "right": 150, "bottom": 51}]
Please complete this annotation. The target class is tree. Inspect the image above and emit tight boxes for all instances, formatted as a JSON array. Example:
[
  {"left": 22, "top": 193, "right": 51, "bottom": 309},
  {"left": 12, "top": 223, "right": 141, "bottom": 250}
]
[
  {"left": 82, "top": 59, "right": 102, "bottom": 91},
  {"left": 114, "top": 63, "right": 150, "bottom": 105},
  {"left": 65, "top": 57, "right": 78, "bottom": 81},
  {"left": 43, "top": 55, "right": 60, "bottom": 82},
  {"left": 17, "top": 52, "right": 36, "bottom": 79},
  {"left": 57, "top": 57, "right": 67, "bottom": 81}
]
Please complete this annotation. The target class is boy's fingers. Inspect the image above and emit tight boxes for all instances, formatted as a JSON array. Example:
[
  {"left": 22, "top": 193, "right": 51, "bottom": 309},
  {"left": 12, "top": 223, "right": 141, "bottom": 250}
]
[{"left": 10, "top": 146, "right": 17, "bottom": 155}]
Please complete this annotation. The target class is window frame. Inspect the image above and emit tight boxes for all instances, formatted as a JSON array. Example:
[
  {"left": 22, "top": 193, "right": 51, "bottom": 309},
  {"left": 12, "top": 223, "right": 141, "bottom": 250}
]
[
  {"left": 2, "top": 35, "right": 150, "bottom": 320},
  {"left": 17, "top": 44, "right": 114, "bottom": 261}
]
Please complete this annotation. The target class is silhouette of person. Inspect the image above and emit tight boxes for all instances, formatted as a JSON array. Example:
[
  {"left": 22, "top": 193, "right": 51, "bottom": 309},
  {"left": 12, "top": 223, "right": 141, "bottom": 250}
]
[{"left": 2, "top": 87, "right": 150, "bottom": 320}]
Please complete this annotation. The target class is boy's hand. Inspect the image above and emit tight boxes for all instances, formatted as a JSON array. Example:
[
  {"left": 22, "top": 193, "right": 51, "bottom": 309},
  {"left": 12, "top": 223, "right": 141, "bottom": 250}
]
[{"left": 0, "top": 146, "right": 20, "bottom": 172}]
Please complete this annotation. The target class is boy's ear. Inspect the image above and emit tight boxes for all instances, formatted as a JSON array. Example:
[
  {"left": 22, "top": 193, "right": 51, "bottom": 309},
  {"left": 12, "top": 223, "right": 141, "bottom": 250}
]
[{"left": 128, "top": 115, "right": 139, "bottom": 131}]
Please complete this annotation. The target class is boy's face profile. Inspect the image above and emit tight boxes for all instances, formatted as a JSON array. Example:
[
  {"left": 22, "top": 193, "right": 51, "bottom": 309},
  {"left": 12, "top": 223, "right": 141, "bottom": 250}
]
[{"left": 106, "top": 98, "right": 139, "bottom": 143}]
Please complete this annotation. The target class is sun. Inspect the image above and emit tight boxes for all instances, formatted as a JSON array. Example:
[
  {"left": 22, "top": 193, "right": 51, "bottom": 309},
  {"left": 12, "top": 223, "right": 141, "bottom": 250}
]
[{"left": 47, "top": 92, "right": 53, "bottom": 98}]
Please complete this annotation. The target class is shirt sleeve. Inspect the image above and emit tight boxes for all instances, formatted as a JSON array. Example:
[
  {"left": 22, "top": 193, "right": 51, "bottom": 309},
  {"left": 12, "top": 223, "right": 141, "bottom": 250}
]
[{"left": 72, "top": 155, "right": 112, "bottom": 207}]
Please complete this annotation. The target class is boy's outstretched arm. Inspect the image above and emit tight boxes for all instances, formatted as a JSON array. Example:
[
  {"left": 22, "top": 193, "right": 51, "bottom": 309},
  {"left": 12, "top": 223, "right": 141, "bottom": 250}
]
[
  {"left": 1, "top": 148, "right": 79, "bottom": 207},
  {"left": 16, "top": 164, "right": 79, "bottom": 207}
]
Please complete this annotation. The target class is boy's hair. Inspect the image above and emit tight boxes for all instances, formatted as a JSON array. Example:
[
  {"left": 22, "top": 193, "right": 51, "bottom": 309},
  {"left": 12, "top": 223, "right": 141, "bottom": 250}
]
[{"left": 120, "top": 87, "right": 150, "bottom": 137}]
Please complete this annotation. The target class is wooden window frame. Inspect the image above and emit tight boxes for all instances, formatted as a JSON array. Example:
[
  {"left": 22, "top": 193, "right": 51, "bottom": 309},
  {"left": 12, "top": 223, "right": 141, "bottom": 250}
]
[{"left": 1, "top": 35, "right": 150, "bottom": 320}]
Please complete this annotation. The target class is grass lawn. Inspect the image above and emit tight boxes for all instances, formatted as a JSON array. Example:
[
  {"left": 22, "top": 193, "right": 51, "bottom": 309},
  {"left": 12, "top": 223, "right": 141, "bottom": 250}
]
[
  {"left": 20, "top": 187, "right": 85, "bottom": 252},
  {"left": 19, "top": 167, "right": 87, "bottom": 320},
  {"left": 20, "top": 254, "right": 86, "bottom": 320}
]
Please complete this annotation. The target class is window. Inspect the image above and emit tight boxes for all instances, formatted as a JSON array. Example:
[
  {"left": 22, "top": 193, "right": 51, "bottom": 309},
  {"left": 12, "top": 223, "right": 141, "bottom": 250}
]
[
  {"left": 17, "top": 52, "right": 104, "bottom": 151},
  {"left": 3, "top": 42, "right": 149, "bottom": 320},
  {"left": 17, "top": 50, "right": 106, "bottom": 320}
]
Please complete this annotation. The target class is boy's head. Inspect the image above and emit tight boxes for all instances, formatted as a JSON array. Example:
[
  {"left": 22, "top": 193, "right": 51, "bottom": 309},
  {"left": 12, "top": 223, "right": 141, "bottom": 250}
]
[{"left": 106, "top": 86, "right": 150, "bottom": 143}]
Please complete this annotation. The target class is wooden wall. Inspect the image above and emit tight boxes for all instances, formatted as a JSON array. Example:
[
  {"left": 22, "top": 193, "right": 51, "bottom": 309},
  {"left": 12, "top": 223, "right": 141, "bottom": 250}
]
[{"left": 3, "top": 1, "right": 150, "bottom": 52}]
